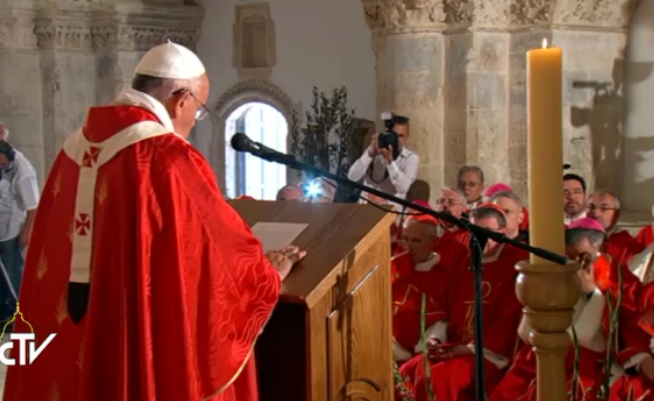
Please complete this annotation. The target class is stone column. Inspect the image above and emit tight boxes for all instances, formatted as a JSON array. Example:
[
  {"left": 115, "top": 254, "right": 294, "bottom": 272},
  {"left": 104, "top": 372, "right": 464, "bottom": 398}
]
[{"left": 362, "top": 0, "right": 456, "bottom": 201}]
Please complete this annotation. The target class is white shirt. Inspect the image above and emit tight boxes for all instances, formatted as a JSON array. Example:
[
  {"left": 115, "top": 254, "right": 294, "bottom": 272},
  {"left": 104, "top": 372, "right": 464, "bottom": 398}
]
[
  {"left": 0, "top": 149, "right": 40, "bottom": 241},
  {"left": 347, "top": 146, "right": 419, "bottom": 202},
  {"left": 564, "top": 211, "right": 587, "bottom": 225}
]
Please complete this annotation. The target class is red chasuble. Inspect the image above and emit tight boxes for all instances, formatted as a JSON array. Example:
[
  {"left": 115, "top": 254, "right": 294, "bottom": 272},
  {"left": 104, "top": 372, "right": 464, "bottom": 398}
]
[
  {"left": 605, "top": 229, "right": 645, "bottom": 265},
  {"left": 609, "top": 279, "right": 654, "bottom": 401},
  {"left": 490, "top": 255, "right": 644, "bottom": 401},
  {"left": 4, "top": 106, "right": 281, "bottom": 401},
  {"left": 437, "top": 228, "right": 470, "bottom": 250},
  {"left": 637, "top": 226, "right": 654, "bottom": 249},
  {"left": 399, "top": 244, "right": 528, "bottom": 401},
  {"left": 392, "top": 251, "right": 457, "bottom": 356}
]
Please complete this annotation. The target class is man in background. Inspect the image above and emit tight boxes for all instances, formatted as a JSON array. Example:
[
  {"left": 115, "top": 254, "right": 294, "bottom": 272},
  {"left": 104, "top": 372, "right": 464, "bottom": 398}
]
[
  {"left": 0, "top": 122, "right": 39, "bottom": 322},
  {"left": 347, "top": 113, "right": 419, "bottom": 203},
  {"left": 563, "top": 173, "right": 587, "bottom": 224},
  {"left": 489, "top": 190, "right": 528, "bottom": 242},
  {"left": 276, "top": 184, "right": 302, "bottom": 201},
  {"left": 587, "top": 190, "right": 643, "bottom": 264},
  {"left": 457, "top": 165, "right": 485, "bottom": 209}
]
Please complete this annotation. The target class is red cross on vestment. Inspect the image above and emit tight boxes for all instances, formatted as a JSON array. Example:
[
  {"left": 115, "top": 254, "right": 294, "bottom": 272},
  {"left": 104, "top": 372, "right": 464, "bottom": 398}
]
[
  {"left": 75, "top": 213, "right": 91, "bottom": 236},
  {"left": 82, "top": 146, "right": 101, "bottom": 168}
]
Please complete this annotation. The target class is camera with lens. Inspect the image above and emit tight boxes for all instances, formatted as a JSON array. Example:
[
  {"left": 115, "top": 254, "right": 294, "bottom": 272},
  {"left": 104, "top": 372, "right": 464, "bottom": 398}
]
[{"left": 378, "top": 111, "right": 408, "bottom": 161}]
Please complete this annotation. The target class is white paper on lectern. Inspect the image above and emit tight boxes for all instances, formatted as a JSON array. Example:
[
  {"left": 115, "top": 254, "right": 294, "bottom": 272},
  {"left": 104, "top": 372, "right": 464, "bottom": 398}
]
[{"left": 250, "top": 222, "right": 309, "bottom": 253}]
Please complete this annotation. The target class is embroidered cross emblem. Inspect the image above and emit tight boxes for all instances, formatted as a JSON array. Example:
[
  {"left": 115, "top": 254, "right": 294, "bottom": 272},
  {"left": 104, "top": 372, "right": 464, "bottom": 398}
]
[
  {"left": 75, "top": 213, "right": 91, "bottom": 236},
  {"left": 82, "top": 146, "right": 101, "bottom": 168}
]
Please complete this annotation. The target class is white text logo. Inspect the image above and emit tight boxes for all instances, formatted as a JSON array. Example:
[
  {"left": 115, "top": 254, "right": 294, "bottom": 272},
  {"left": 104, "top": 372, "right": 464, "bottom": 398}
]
[{"left": 0, "top": 333, "right": 57, "bottom": 366}]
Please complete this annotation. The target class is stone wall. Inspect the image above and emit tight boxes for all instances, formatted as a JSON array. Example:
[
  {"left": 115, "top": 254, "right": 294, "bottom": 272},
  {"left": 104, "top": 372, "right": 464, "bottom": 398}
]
[
  {"left": 362, "top": 0, "right": 640, "bottom": 204},
  {"left": 0, "top": 0, "right": 203, "bottom": 183}
]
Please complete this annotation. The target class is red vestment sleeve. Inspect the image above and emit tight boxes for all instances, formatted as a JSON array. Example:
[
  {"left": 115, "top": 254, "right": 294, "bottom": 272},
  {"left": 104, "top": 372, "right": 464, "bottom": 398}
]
[{"left": 148, "top": 140, "right": 283, "bottom": 397}]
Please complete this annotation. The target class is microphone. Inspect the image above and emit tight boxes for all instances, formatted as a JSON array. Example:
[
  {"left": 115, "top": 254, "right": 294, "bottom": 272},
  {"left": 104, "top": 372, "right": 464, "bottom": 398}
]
[{"left": 231, "top": 133, "right": 295, "bottom": 164}]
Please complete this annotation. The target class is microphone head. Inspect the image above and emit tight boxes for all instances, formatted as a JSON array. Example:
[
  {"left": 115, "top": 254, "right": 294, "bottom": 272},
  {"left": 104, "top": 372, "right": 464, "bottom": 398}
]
[{"left": 230, "top": 133, "right": 250, "bottom": 151}]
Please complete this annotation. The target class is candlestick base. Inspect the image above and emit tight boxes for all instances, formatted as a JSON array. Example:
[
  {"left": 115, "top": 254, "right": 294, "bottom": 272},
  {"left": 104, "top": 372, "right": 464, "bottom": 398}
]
[{"left": 515, "top": 260, "right": 579, "bottom": 401}]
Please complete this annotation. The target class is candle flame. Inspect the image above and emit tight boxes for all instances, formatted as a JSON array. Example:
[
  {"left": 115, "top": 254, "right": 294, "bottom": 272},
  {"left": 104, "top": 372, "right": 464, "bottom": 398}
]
[{"left": 542, "top": 38, "right": 548, "bottom": 49}]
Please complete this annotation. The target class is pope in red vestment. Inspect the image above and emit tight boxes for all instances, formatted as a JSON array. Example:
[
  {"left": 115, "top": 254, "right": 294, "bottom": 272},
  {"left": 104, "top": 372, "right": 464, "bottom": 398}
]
[
  {"left": 398, "top": 204, "right": 528, "bottom": 401},
  {"left": 491, "top": 220, "right": 645, "bottom": 401},
  {"left": 3, "top": 43, "right": 303, "bottom": 401},
  {"left": 392, "top": 215, "right": 465, "bottom": 363}
]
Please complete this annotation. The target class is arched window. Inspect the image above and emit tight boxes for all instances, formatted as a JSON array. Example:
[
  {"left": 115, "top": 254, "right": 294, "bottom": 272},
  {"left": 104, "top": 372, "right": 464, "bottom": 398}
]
[{"left": 224, "top": 102, "right": 288, "bottom": 199}]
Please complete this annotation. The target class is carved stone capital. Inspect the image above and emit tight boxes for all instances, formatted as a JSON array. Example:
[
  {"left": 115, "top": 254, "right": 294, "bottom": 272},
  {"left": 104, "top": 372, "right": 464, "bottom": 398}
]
[
  {"left": 552, "top": 0, "right": 637, "bottom": 31},
  {"left": 472, "top": 0, "right": 553, "bottom": 31},
  {"left": 2, "top": 1, "right": 203, "bottom": 51},
  {"left": 34, "top": 19, "right": 94, "bottom": 50},
  {"left": 107, "top": 2, "right": 204, "bottom": 51},
  {"left": 509, "top": 0, "right": 554, "bottom": 27},
  {"left": 362, "top": 0, "right": 472, "bottom": 35}
]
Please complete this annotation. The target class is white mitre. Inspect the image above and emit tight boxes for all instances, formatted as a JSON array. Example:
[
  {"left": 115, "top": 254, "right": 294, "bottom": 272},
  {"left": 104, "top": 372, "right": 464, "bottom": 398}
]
[{"left": 134, "top": 40, "right": 206, "bottom": 79}]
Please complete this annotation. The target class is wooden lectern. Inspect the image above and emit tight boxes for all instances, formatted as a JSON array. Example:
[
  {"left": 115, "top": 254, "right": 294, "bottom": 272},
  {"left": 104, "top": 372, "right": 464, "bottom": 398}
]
[{"left": 229, "top": 200, "right": 396, "bottom": 401}]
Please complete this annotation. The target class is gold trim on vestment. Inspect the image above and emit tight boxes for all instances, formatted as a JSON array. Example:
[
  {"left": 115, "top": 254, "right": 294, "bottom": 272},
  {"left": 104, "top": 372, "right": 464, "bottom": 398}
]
[{"left": 201, "top": 340, "right": 255, "bottom": 400}]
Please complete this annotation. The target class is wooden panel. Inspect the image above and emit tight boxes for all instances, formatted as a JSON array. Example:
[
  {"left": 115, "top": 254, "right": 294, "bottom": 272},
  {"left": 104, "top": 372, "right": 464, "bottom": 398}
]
[
  {"left": 325, "top": 263, "right": 392, "bottom": 401},
  {"left": 307, "top": 226, "right": 393, "bottom": 401}
]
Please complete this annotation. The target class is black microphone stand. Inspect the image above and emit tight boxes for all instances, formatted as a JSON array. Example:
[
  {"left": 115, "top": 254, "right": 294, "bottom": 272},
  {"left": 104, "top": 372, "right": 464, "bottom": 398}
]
[{"left": 234, "top": 138, "right": 568, "bottom": 401}]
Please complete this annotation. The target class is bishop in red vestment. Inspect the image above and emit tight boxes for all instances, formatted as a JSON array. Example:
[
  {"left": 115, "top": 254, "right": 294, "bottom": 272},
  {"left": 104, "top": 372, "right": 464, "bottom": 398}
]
[
  {"left": 398, "top": 204, "right": 528, "bottom": 401},
  {"left": 392, "top": 215, "right": 463, "bottom": 363},
  {"left": 637, "top": 225, "right": 654, "bottom": 249},
  {"left": 3, "top": 42, "right": 305, "bottom": 401},
  {"left": 609, "top": 281, "right": 654, "bottom": 400},
  {"left": 491, "top": 219, "right": 645, "bottom": 401},
  {"left": 587, "top": 190, "right": 644, "bottom": 264},
  {"left": 434, "top": 187, "right": 468, "bottom": 243}
]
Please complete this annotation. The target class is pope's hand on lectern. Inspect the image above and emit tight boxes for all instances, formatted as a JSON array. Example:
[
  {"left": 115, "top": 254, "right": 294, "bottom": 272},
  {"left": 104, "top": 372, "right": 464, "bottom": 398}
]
[{"left": 266, "top": 245, "right": 307, "bottom": 280}]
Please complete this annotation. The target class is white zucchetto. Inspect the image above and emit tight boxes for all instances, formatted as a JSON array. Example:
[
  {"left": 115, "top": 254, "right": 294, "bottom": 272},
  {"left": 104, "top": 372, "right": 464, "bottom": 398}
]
[{"left": 134, "top": 40, "right": 206, "bottom": 80}]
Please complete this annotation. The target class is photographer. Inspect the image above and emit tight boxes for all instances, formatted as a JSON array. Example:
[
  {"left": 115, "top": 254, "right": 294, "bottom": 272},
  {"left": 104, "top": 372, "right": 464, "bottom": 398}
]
[{"left": 347, "top": 114, "right": 419, "bottom": 202}]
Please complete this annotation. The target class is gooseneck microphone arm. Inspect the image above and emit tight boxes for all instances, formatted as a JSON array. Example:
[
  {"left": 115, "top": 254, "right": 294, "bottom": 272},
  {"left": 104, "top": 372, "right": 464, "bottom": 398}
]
[{"left": 231, "top": 133, "right": 568, "bottom": 401}]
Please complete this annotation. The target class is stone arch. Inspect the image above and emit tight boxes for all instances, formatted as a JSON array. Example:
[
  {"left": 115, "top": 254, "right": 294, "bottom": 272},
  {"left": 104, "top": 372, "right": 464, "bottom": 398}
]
[{"left": 210, "top": 79, "right": 299, "bottom": 191}]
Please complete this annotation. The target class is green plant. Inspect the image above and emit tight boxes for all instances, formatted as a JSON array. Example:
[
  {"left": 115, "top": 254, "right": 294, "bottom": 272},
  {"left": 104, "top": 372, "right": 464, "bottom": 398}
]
[
  {"left": 288, "top": 86, "right": 363, "bottom": 201},
  {"left": 569, "top": 326, "right": 581, "bottom": 401},
  {"left": 394, "top": 361, "right": 414, "bottom": 401}
]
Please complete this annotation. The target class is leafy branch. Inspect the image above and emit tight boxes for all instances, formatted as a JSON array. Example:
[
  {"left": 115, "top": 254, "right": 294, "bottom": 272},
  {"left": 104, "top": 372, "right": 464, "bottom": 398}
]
[{"left": 288, "top": 86, "right": 362, "bottom": 201}]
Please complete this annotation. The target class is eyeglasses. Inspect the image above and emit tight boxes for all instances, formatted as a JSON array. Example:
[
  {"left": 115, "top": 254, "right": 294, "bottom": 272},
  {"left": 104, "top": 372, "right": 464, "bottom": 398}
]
[
  {"left": 172, "top": 89, "right": 211, "bottom": 121},
  {"left": 189, "top": 92, "right": 210, "bottom": 121},
  {"left": 587, "top": 205, "right": 616, "bottom": 213},
  {"left": 436, "top": 198, "right": 462, "bottom": 206}
]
